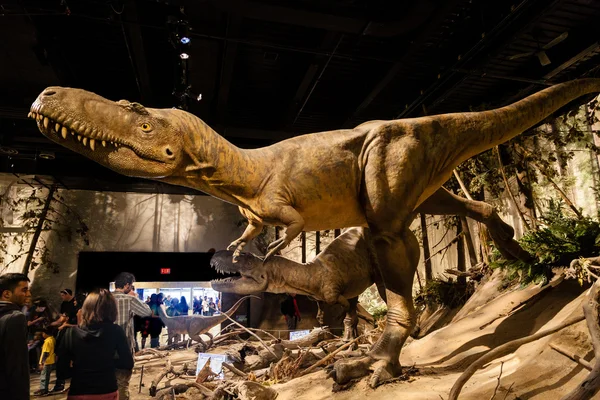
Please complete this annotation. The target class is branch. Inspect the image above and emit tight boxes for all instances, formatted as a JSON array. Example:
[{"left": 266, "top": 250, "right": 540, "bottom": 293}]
[
  {"left": 298, "top": 334, "right": 364, "bottom": 377},
  {"left": 449, "top": 314, "right": 584, "bottom": 400},
  {"left": 424, "top": 232, "right": 464, "bottom": 263},
  {"left": 515, "top": 144, "right": 583, "bottom": 219},
  {"left": 561, "top": 278, "right": 600, "bottom": 400},
  {"left": 495, "top": 146, "right": 531, "bottom": 231},
  {"left": 549, "top": 343, "right": 593, "bottom": 371},
  {"left": 222, "top": 313, "right": 277, "bottom": 358}
]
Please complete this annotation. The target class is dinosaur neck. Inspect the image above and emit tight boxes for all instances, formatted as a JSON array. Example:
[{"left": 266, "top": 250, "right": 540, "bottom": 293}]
[
  {"left": 266, "top": 257, "right": 323, "bottom": 296},
  {"left": 163, "top": 118, "right": 267, "bottom": 208}
]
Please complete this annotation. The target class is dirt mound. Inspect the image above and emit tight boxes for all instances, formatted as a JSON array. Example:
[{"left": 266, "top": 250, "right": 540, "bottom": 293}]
[{"left": 273, "top": 273, "right": 593, "bottom": 399}]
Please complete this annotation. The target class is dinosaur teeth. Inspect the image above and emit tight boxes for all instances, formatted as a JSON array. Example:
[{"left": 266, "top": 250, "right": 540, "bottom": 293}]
[
  {"left": 61, "top": 127, "right": 68, "bottom": 139},
  {"left": 89, "top": 139, "right": 95, "bottom": 151},
  {"left": 55, "top": 123, "right": 61, "bottom": 132},
  {"left": 77, "top": 135, "right": 82, "bottom": 142},
  {"left": 27, "top": 112, "right": 32, "bottom": 118},
  {"left": 82, "top": 137, "right": 88, "bottom": 147},
  {"left": 37, "top": 114, "right": 43, "bottom": 121},
  {"left": 102, "top": 140, "right": 106, "bottom": 147},
  {"left": 43, "top": 117, "right": 49, "bottom": 128}
]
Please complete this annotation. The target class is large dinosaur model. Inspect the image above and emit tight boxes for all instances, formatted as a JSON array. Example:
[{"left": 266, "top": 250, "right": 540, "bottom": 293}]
[
  {"left": 155, "top": 295, "right": 255, "bottom": 349},
  {"left": 31, "top": 79, "right": 600, "bottom": 387}
]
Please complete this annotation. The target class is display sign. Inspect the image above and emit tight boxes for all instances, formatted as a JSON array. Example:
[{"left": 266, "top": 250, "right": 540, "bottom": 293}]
[
  {"left": 196, "top": 353, "right": 228, "bottom": 379},
  {"left": 289, "top": 329, "right": 311, "bottom": 340},
  {"left": 160, "top": 268, "right": 171, "bottom": 275}
]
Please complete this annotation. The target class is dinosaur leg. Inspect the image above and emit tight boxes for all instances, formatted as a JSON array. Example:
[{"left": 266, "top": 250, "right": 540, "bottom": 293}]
[
  {"left": 190, "top": 334, "right": 209, "bottom": 352},
  {"left": 330, "top": 229, "right": 420, "bottom": 388},
  {"left": 342, "top": 297, "right": 359, "bottom": 341},
  {"left": 416, "top": 187, "right": 530, "bottom": 261},
  {"left": 316, "top": 301, "right": 326, "bottom": 326}
]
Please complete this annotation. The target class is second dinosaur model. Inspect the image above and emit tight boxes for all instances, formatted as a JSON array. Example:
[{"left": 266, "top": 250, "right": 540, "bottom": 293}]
[
  {"left": 156, "top": 295, "right": 255, "bottom": 349},
  {"left": 31, "top": 79, "right": 600, "bottom": 387}
]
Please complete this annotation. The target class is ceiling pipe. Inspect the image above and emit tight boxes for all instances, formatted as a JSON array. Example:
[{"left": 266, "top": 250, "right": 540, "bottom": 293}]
[{"left": 292, "top": 35, "right": 344, "bottom": 126}]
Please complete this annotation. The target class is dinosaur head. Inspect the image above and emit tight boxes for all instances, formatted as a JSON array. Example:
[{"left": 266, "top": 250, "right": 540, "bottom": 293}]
[
  {"left": 210, "top": 250, "right": 269, "bottom": 293},
  {"left": 31, "top": 87, "right": 192, "bottom": 178}
]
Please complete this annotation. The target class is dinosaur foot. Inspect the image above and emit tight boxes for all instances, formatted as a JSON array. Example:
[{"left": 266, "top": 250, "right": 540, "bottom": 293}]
[{"left": 327, "top": 355, "right": 401, "bottom": 389}]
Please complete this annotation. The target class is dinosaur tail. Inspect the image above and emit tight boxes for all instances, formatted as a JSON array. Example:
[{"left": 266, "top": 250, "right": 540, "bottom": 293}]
[
  {"left": 211, "top": 295, "right": 260, "bottom": 325},
  {"left": 441, "top": 78, "right": 600, "bottom": 166}
]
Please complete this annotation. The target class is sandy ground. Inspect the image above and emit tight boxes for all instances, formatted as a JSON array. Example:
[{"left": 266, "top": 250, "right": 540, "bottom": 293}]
[{"left": 29, "top": 272, "right": 600, "bottom": 399}]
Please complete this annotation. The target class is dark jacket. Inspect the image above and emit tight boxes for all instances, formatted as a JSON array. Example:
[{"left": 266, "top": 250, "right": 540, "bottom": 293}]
[
  {"left": 0, "top": 301, "right": 29, "bottom": 400},
  {"left": 57, "top": 322, "right": 134, "bottom": 395}
]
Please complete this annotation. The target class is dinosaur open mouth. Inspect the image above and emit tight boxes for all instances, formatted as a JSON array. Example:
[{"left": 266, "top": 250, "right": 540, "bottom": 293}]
[
  {"left": 210, "top": 266, "right": 243, "bottom": 284},
  {"left": 30, "top": 105, "right": 125, "bottom": 152}
]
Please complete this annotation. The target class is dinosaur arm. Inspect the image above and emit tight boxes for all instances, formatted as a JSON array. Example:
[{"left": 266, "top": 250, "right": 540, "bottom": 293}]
[
  {"left": 228, "top": 208, "right": 264, "bottom": 258},
  {"left": 264, "top": 205, "right": 305, "bottom": 260}
]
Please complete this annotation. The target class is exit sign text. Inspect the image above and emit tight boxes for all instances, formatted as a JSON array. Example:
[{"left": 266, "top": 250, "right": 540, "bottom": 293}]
[{"left": 160, "top": 268, "right": 171, "bottom": 275}]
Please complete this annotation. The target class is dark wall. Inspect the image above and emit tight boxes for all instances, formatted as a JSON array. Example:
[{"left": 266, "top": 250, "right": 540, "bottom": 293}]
[{"left": 76, "top": 251, "right": 219, "bottom": 292}]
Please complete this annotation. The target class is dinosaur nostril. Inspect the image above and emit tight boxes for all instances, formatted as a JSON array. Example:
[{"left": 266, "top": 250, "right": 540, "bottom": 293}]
[
  {"left": 43, "top": 90, "right": 57, "bottom": 96},
  {"left": 165, "top": 148, "right": 174, "bottom": 157}
]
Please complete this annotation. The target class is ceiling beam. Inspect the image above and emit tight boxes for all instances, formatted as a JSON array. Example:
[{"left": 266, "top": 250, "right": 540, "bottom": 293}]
[
  {"left": 211, "top": 0, "right": 436, "bottom": 37},
  {"left": 282, "top": 32, "right": 341, "bottom": 129},
  {"left": 216, "top": 12, "right": 244, "bottom": 124},
  {"left": 122, "top": 0, "right": 153, "bottom": 102},
  {"left": 399, "top": 0, "right": 562, "bottom": 118},
  {"left": 342, "top": 0, "right": 467, "bottom": 127}
]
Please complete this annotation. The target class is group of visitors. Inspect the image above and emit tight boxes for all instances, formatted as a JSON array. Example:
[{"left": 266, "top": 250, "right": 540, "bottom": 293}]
[
  {"left": 0, "top": 271, "right": 151, "bottom": 400},
  {"left": 192, "top": 295, "right": 218, "bottom": 316}
]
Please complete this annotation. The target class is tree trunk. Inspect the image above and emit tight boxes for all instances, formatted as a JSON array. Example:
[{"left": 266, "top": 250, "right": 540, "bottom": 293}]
[
  {"left": 420, "top": 213, "right": 433, "bottom": 282},
  {"left": 301, "top": 232, "right": 306, "bottom": 263},
  {"left": 456, "top": 218, "right": 466, "bottom": 285},
  {"left": 315, "top": 231, "right": 321, "bottom": 254},
  {"left": 516, "top": 160, "right": 537, "bottom": 230},
  {"left": 22, "top": 185, "right": 56, "bottom": 274},
  {"left": 152, "top": 194, "right": 159, "bottom": 251},
  {"left": 460, "top": 217, "right": 478, "bottom": 267},
  {"left": 174, "top": 201, "right": 180, "bottom": 251}
]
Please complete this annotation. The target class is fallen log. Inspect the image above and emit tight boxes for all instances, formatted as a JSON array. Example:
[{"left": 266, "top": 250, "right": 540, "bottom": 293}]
[{"left": 155, "top": 382, "right": 214, "bottom": 400}]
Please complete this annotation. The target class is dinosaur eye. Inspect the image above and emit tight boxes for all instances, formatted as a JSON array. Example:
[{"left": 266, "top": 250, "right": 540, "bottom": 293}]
[{"left": 140, "top": 122, "right": 152, "bottom": 132}]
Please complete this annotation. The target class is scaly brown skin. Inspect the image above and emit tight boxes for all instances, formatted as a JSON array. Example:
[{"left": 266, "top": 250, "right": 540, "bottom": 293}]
[
  {"left": 210, "top": 227, "right": 380, "bottom": 341},
  {"left": 155, "top": 295, "right": 255, "bottom": 349},
  {"left": 32, "top": 79, "right": 600, "bottom": 387}
]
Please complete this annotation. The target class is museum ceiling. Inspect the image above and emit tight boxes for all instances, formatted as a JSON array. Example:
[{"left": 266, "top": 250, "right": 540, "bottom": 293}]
[{"left": 0, "top": 0, "right": 599, "bottom": 194}]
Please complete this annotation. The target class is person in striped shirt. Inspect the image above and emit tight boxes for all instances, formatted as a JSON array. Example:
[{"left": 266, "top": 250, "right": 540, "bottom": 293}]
[{"left": 112, "top": 272, "right": 151, "bottom": 400}]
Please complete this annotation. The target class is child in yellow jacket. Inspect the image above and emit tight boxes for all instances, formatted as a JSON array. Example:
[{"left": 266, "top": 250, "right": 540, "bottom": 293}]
[{"left": 34, "top": 327, "right": 56, "bottom": 396}]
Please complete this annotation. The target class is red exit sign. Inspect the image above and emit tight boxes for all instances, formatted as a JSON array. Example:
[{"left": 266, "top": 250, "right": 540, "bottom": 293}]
[{"left": 160, "top": 268, "right": 171, "bottom": 275}]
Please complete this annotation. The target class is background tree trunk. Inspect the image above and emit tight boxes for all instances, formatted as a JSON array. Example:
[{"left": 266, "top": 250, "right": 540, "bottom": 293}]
[
  {"left": 460, "top": 216, "right": 478, "bottom": 267},
  {"left": 456, "top": 218, "right": 466, "bottom": 285},
  {"left": 22, "top": 185, "right": 56, "bottom": 274},
  {"left": 420, "top": 213, "right": 432, "bottom": 282}
]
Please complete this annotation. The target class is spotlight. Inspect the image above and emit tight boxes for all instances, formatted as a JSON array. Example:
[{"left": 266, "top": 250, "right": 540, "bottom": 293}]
[
  {"left": 180, "top": 36, "right": 190, "bottom": 44},
  {"left": 180, "top": 52, "right": 189, "bottom": 60}
]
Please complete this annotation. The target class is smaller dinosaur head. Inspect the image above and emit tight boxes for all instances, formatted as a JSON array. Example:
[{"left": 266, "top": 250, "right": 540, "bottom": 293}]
[
  {"left": 210, "top": 250, "right": 269, "bottom": 293},
  {"left": 31, "top": 87, "right": 193, "bottom": 179}
]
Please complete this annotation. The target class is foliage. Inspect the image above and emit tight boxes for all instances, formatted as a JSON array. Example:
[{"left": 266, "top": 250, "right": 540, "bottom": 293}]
[
  {"left": 0, "top": 186, "right": 90, "bottom": 274},
  {"left": 490, "top": 200, "right": 600, "bottom": 285},
  {"left": 358, "top": 284, "right": 387, "bottom": 321},
  {"left": 414, "top": 278, "right": 474, "bottom": 309}
]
